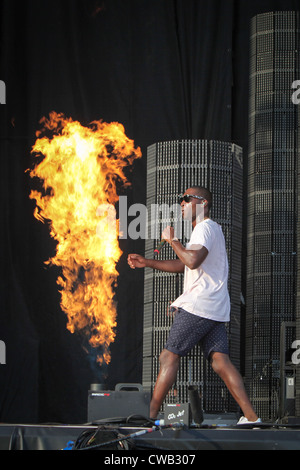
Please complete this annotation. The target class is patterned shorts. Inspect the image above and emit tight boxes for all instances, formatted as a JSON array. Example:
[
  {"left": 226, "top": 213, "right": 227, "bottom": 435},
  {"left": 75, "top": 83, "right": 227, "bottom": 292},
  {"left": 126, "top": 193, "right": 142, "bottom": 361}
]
[{"left": 165, "top": 307, "right": 229, "bottom": 359}]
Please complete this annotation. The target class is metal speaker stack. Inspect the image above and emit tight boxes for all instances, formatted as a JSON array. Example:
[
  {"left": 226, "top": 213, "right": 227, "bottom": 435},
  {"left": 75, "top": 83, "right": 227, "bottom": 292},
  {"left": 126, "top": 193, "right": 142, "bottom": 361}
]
[
  {"left": 143, "top": 139, "right": 243, "bottom": 414},
  {"left": 297, "top": 52, "right": 300, "bottom": 419},
  {"left": 247, "top": 11, "right": 300, "bottom": 421}
]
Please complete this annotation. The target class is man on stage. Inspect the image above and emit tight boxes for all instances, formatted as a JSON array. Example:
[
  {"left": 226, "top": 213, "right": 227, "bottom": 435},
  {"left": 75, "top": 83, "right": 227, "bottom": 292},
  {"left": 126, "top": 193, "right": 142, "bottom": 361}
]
[{"left": 128, "top": 186, "right": 260, "bottom": 425}]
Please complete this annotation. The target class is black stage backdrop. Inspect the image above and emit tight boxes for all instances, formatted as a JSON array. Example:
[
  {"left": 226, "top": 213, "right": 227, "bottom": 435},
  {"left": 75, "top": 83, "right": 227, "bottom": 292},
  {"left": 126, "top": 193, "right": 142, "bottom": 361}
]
[{"left": 0, "top": 0, "right": 299, "bottom": 425}]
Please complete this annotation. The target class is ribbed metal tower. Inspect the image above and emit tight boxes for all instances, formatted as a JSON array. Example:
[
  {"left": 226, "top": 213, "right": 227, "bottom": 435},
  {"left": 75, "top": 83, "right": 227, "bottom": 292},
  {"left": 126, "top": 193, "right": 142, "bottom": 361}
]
[
  {"left": 142, "top": 140, "right": 243, "bottom": 414},
  {"left": 247, "top": 11, "right": 300, "bottom": 421}
]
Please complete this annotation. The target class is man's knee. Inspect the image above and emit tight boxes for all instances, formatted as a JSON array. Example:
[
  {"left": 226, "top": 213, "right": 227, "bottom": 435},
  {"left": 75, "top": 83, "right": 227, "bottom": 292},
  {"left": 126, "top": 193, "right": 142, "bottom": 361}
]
[
  {"left": 159, "top": 349, "right": 180, "bottom": 367},
  {"left": 210, "top": 351, "right": 231, "bottom": 377}
]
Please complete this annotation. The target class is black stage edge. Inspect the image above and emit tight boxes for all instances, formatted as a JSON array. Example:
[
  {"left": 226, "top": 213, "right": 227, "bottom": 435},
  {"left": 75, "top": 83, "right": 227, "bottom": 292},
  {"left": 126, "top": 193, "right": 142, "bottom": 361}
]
[{"left": 1, "top": 421, "right": 300, "bottom": 451}]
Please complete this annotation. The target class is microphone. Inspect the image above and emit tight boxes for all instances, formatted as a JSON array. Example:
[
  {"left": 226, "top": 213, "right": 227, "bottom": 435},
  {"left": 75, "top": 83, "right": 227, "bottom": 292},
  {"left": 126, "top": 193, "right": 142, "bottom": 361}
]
[{"left": 154, "top": 239, "right": 166, "bottom": 256}]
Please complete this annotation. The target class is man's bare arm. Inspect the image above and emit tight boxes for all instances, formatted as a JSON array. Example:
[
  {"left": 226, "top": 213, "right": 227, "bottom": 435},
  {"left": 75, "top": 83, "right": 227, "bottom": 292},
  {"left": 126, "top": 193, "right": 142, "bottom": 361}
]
[
  {"left": 128, "top": 254, "right": 184, "bottom": 273},
  {"left": 161, "top": 226, "right": 209, "bottom": 270},
  {"left": 171, "top": 240, "right": 208, "bottom": 270}
]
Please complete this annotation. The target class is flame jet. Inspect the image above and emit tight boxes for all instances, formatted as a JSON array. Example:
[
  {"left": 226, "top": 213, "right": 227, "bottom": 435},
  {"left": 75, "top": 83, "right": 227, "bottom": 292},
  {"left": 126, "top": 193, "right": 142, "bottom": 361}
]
[{"left": 28, "top": 112, "right": 141, "bottom": 366}]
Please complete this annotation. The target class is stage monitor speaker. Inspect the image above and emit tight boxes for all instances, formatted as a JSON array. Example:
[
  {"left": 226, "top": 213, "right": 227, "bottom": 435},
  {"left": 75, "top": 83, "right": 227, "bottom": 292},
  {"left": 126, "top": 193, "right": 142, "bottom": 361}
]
[
  {"left": 87, "top": 383, "right": 150, "bottom": 423},
  {"left": 165, "top": 403, "right": 191, "bottom": 426}
]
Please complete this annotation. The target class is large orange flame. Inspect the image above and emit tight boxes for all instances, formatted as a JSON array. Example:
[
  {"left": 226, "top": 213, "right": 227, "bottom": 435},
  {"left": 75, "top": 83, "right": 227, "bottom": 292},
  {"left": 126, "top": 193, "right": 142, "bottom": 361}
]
[{"left": 28, "top": 112, "right": 141, "bottom": 366}]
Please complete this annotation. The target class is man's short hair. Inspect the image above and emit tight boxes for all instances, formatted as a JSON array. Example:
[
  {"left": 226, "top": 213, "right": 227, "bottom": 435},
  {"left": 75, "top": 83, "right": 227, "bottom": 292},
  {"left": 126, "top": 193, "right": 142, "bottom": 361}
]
[{"left": 189, "top": 186, "right": 212, "bottom": 210}]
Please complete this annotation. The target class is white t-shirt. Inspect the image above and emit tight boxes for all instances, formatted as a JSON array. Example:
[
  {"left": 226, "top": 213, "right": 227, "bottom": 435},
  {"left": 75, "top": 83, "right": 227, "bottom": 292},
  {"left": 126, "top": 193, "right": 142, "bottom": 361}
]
[{"left": 171, "top": 219, "right": 230, "bottom": 322}]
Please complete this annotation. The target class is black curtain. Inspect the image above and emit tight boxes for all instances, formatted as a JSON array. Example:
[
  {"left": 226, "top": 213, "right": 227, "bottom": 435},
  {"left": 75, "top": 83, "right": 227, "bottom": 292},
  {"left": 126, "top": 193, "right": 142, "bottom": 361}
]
[{"left": 0, "top": 0, "right": 299, "bottom": 424}]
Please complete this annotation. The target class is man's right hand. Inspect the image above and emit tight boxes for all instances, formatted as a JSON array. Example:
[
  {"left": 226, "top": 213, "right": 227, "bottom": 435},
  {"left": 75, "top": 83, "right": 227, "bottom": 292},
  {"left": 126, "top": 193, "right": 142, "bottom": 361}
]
[
  {"left": 127, "top": 253, "right": 147, "bottom": 269},
  {"left": 128, "top": 253, "right": 184, "bottom": 274}
]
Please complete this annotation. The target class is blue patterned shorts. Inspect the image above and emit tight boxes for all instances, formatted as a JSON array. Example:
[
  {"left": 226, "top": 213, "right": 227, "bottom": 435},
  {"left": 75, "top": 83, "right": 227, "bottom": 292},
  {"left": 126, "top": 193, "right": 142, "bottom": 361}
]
[{"left": 165, "top": 307, "right": 229, "bottom": 359}]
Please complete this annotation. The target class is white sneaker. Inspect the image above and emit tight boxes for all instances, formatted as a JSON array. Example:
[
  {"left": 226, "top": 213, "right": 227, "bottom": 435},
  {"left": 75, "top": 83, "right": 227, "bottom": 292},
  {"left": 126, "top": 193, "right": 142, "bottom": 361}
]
[{"left": 237, "top": 416, "right": 262, "bottom": 425}]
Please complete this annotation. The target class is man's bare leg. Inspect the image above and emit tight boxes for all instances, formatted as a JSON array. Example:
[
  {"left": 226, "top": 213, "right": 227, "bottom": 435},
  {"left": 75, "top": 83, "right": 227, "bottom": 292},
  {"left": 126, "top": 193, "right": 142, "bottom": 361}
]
[
  {"left": 149, "top": 349, "right": 180, "bottom": 419},
  {"left": 210, "top": 351, "right": 258, "bottom": 421}
]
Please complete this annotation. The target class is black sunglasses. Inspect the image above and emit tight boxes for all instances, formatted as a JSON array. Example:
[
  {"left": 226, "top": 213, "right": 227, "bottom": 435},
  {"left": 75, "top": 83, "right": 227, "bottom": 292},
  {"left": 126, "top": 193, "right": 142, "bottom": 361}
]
[{"left": 179, "top": 194, "right": 205, "bottom": 204}]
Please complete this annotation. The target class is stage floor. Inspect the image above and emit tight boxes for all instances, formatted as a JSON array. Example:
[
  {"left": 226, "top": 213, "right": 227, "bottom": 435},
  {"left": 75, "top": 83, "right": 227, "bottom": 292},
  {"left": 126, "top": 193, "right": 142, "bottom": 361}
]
[{"left": 1, "top": 421, "right": 300, "bottom": 451}]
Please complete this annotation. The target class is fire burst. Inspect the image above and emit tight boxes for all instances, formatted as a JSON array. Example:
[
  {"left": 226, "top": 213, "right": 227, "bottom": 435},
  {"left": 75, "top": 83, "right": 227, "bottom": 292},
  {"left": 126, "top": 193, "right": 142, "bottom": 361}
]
[{"left": 28, "top": 112, "right": 141, "bottom": 366}]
